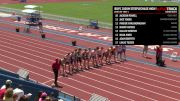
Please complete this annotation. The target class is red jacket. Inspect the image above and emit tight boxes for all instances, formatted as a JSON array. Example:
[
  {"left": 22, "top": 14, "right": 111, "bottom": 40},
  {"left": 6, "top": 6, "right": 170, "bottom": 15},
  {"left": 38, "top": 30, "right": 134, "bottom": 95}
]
[
  {"left": 0, "top": 88, "right": 6, "bottom": 99},
  {"left": 52, "top": 61, "right": 60, "bottom": 71}
]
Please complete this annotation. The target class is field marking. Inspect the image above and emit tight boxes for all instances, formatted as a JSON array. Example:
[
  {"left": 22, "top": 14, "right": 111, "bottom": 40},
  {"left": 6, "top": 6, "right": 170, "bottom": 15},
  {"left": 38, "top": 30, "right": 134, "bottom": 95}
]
[
  {"left": 0, "top": 38, "right": 56, "bottom": 58},
  {"left": 0, "top": 53, "right": 53, "bottom": 74},
  {"left": 0, "top": 60, "right": 50, "bottom": 80},
  {"left": 114, "top": 64, "right": 180, "bottom": 83},
  {"left": 0, "top": 45, "right": 50, "bottom": 66},
  {"left": 68, "top": 78, "right": 134, "bottom": 101},
  {"left": 0, "top": 34, "right": 68, "bottom": 55},
  {"left": 77, "top": 74, "right": 158, "bottom": 100},
  {"left": 0, "top": 40, "right": 53, "bottom": 62},
  {"left": 80, "top": 68, "right": 180, "bottom": 100},
  {"left": 77, "top": 74, "right": 158, "bottom": 101},
  {"left": 0, "top": 30, "right": 73, "bottom": 51},
  {"left": 125, "top": 63, "right": 180, "bottom": 77},
  {"left": 104, "top": 65, "right": 180, "bottom": 89}
]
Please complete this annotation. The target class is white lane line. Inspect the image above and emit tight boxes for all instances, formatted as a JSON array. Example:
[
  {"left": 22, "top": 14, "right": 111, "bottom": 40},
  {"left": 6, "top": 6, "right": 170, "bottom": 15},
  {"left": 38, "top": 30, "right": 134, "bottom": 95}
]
[
  {"left": 78, "top": 69, "right": 180, "bottom": 100},
  {"left": 0, "top": 38, "right": 56, "bottom": 58},
  {"left": 68, "top": 78, "right": 134, "bottom": 101},
  {"left": 0, "top": 30, "right": 73, "bottom": 51},
  {"left": 0, "top": 40, "right": 53, "bottom": 62},
  {"left": 0, "top": 34, "right": 69, "bottom": 55},
  {"left": 1, "top": 35, "right": 67, "bottom": 54},
  {"left": 0, "top": 45, "right": 51, "bottom": 66},
  {"left": 76, "top": 74, "right": 157, "bottom": 101},
  {"left": 125, "top": 63, "right": 180, "bottom": 77},
  {"left": 0, "top": 53, "right": 53, "bottom": 74},
  {"left": 0, "top": 60, "right": 50, "bottom": 80},
  {"left": 106, "top": 65, "right": 180, "bottom": 89},
  {"left": 114, "top": 64, "right": 180, "bottom": 83}
]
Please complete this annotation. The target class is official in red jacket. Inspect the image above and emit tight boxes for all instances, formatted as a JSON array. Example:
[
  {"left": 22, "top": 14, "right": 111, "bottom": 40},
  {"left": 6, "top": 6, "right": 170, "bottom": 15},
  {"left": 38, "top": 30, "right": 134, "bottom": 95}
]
[{"left": 52, "top": 59, "right": 60, "bottom": 87}]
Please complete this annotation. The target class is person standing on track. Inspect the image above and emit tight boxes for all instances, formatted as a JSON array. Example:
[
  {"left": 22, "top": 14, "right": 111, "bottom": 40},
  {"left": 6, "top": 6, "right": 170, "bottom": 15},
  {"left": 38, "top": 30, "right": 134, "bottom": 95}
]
[
  {"left": 142, "top": 45, "right": 148, "bottom": 58},
  {"left": 52, "top": 59, "right": 60, "bottom": 87}
]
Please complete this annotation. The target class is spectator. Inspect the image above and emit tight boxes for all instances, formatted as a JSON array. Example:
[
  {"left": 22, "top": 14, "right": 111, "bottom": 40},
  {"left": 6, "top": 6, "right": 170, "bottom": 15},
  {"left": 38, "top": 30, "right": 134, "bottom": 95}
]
[
  {"left": 154, "top": 45, "right": 165, "bottom": 66},
  {"left": 0, "top": 80, "right": 12, "bottom": 100},
  {"left": 3, "top": 88, "right": 13, "bottom": 101},
  {"left": 49, "top": 92, "right": 57, "bottom": 101},
  {"left": 142, "top": 45, "right": 148, "bottom": 58},
  {"left": 19, "top": 95, "right": 30, "bottom": 101},
  {"left": 13, "top": 94, "right": 18, "bottom": 101},
  {"left": 154, "top": 45, "right": 161, "bottom": 64},
  {"left": 45, "top": 96, "right": 51, "bottom": 101},
  {"left": 13, "top": 84, "right": 24, "bottom": 101},
  {"left": 52, "top": 59, "right": 60, "bottom": 87},
  {"left": 1, "top": 80, "right": 12, "bottom": 89},
  {"left": 39, "top": 92, "right": 47, "bottom": 101}
]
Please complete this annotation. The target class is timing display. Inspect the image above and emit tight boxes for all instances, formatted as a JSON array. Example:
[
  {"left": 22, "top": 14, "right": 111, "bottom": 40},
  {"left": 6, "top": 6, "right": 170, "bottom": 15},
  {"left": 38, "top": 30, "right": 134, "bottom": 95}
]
[{"left": 113, "top": 6, "right": 178, "bottom": 45}]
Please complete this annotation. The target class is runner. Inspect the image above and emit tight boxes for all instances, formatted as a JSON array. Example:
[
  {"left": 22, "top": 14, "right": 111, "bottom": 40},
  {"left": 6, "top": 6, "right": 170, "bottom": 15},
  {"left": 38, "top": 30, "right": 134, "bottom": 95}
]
[
  {"left": 77, "top": 48, "right": 83, "bottom": 71},
  {"left": 59, "top": 58, "right": 67, "bottom": 77},
  {"left": 65, "top": 53, "right": 72, "bottom": 75},
  {"left": 82, "top": 49, "right": 89, "bottom": 69},
  {"left": 70, "top": 51, "right": 77, "bottom": 73},
  {"left": 96, "top": 47, "right": 101, "bottom": 66},
  {"left": 91, "top": 49, "right": 98, "bottom": 67},
  {"left": 122, "top": 45, "right": 127, "bottom": 61},
  {"left": 104, "top": 48, "right": 111, "bottom": 64},
  {"left": 74, "top": 49, "right": 79, "bottom": 72},
  {"left": 111, "top": 46, "right": 117, "bottom": 63},
  {"left": 87, "top": 48, "right": 92, "bottom": 69},
  {"left": 100, "top": 47, "right": 105, "bottom": 66}
]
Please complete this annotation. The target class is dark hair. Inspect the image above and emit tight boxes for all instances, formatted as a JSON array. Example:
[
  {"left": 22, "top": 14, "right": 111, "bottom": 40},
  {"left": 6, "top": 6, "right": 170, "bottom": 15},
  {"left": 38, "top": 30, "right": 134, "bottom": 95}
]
[{"left": 5, "top": 84, "right": 11, "bottom": 89}]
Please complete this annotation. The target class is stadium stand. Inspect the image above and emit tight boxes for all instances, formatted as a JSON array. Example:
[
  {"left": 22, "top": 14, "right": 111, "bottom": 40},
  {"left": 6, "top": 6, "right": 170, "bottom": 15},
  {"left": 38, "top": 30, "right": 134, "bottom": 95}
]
[
  {"left": 0, "top": 73, "right": 59, "bottom": 101},
  {"left": 0, "top": 68, "right": 81, "bottom": 101}
]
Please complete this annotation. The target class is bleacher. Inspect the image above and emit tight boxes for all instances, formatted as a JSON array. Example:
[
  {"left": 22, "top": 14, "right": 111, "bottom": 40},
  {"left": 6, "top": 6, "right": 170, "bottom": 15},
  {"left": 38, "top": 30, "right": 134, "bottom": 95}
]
[{"left": 0, "top": 68, "right": 81, "bottom": 101}]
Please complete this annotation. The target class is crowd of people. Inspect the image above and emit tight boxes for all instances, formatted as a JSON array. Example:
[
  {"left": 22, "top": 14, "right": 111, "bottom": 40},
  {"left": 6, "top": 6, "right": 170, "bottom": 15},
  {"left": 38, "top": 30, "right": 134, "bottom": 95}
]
[
  {"left": 0, "top": 80, "right": 32, "bottom": 101},
  {"left": 52, "top": 45, "right": 127, "bottom": 87},
  {"left": 0, "top": 80, "right": 58, "bottom": 101}
]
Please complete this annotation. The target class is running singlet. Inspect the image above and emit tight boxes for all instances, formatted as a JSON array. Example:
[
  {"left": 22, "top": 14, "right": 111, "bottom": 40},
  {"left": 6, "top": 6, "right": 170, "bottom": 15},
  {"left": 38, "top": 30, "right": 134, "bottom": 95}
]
[{"left": 91, "top": 50, "right": 96, "bottom": 59}]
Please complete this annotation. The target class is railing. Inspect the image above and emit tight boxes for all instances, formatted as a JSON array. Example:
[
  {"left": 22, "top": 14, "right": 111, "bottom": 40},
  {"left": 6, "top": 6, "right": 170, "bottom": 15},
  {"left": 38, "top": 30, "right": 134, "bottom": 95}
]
[{"left": 0, "top": 6, "right": 112, "bottom": 29}]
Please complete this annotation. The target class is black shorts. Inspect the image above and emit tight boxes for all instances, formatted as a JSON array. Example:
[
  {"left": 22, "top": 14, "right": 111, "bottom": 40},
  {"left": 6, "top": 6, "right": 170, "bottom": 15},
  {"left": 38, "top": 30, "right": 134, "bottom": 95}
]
[
  {"left": 70, "top": 59, "right": 74, "bottom": 64},
  {"left": 92, "top": 56, "right": 96, "bottom": 59},
  {"left": 77, "top": 57, "right": 82, "bottom": 62},
  {"left": 66, "top": 61, "right": 69, "bottom": 64},
  {"left": 98, "top": 54, "right": 102, "bottom": 58},
  {"left": 111, "top": 51, "right": 115, "bottom": 55}
]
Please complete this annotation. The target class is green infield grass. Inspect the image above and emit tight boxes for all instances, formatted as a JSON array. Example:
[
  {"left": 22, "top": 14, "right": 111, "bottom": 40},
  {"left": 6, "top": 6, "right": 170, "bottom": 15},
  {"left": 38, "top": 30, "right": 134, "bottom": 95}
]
[{"left": 1, "top": 0, "right": 180, "bottom": 23}]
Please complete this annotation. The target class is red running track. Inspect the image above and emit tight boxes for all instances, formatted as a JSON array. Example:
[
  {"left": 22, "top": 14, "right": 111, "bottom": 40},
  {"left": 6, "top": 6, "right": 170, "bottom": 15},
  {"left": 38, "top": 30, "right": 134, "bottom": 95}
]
[{"left": 0, "top": 21, "right": 180, "bottom": 101}]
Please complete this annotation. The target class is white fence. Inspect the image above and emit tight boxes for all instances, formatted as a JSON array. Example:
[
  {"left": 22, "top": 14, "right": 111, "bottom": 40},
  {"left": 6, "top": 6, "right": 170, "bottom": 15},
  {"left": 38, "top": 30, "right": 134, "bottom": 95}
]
[{"left": 0, "top": 6, "right": 112, "bottom": 29}]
